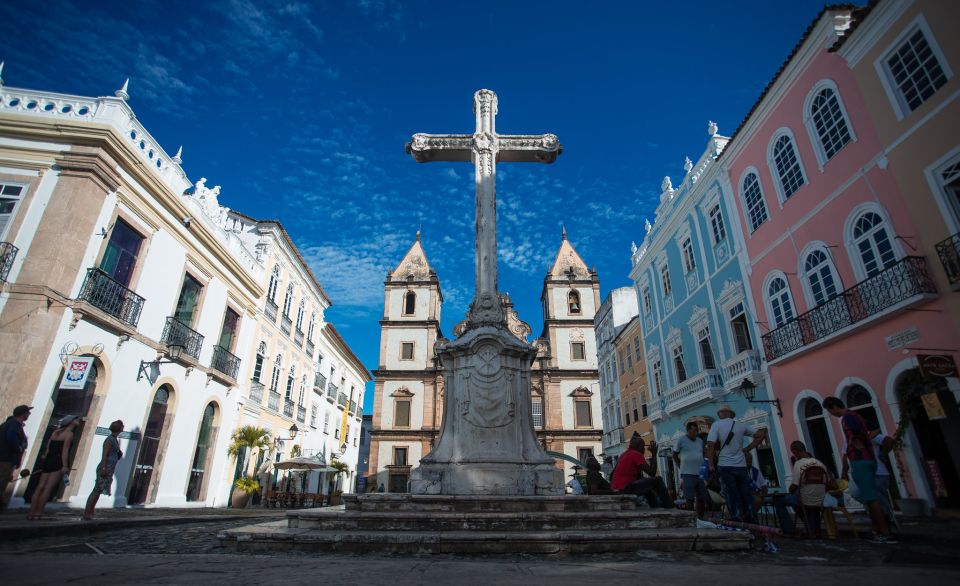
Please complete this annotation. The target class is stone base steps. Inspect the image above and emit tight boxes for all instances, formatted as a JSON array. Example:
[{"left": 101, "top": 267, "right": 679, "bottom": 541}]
[
  {"left": 218, "top": 521, "right": 750, "bottom": 554},
  {"left": 342, "top": 494, "right": 642, "bottom": 513}
]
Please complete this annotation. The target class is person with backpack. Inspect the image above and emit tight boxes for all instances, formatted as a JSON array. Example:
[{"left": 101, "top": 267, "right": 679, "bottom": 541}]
[{"left": 706, "top": 404, "right": 766, "bottom": 523}]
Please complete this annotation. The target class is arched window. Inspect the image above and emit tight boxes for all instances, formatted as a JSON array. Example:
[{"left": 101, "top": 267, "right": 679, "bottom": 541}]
[
  {"left": 403, "top": 291, "right": 416, "bottom": 315},
  {"left": 267, "top": 265, "right": 280, "bottom": 302},
  {"left": 767, "top": 277, "right": 795, "bottom": 328},
  {"left": 285, "top": 365, "right": 296, "bottom": 400},
  {"left": 741, "top": 172, "right": 769, "bottom": 231},
  {"left": 801, "top": 398, "right": 837, "bottom": 475},
  {"left": 846, "top": 385, "right": 881, "bottom": 429},
  {"left": 296, "top": 299, "right": 305, "bottom": 331},
  {"left": 568, "top": 290, "right": 581, "bottom": 314},
  {"left": 270, "top": 354, "right": 282, "bottom": 392},
  {"left": 772, "top": 134, "right": 806, "bottom": 200},
  {"left": 853, "top": 212, "right": 897, "bottom": 277},
  {"left": 803, "top": 249, "right": 839, "bottom": 306},
  {"left": 186, "top": 402, "right": 218, "bottom": 501},
  {"left": 811, "top": 87, "right": 852, "bottom": 160},
  {"left": 252, "top": 341, "right": 267, "bottom": 383},
  {"left": 283, "top": 285, "right": 294, "bottom": 316},
  {"left": 307, "top": 312, "right": 316, "bottom": 341}
]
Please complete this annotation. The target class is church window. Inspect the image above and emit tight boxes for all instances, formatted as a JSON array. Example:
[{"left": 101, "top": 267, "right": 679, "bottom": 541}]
[
  {"left": 652, "top": 360, "right": 663, "bottom": 395},
  {"left": 571, "top": 341, "right": 586, "bottom": 361},
  {"left": 283, "top": 285, "right": 294, "bottom": 317},
  {"left": 883, "top": 26, "right": 949, "bottom": 114},
  {"left": 285, "top": 366, "right": 295, "bottom": 401},
  {"left": 767, "top": 277, "right": 795, "bottom": 328},
  {"left": 682, "top": 237, "right": 696, "bottom": 274},
  {"left": 532, "top": 396, "right": 544, "bottom": 428},
  {"left": 804, "top": 249, "right": 840, "bottom": 306},
  {"left": 672, "top": 345, "right": 687, "bottom": 383},
  {"left": 394, "top": 399, "right": 411, "bottom": 427},
  {"left": 742, "top": 172, "right": 769, "bottom": 232},
  {"left": 252, "top": 342, "right": 267, "bottom": 383},
  {"left": 729, "top": 303, "right": 753, "bottom": 354},
  {"left": 568, "top": 290, "right": 581, "bottom": 314},
  {"left": 574, "top": 400, "right": 593, "bottom": 428},
  {"left": 709, "top": 204, "right": 727, "bottom": 244},
  {"left": 393, "top": 447, "right": 408, "bottom": 466},
  {"left": 400, "top": 342, "right": 415, "bottom": 361},
  {"left": 267, "top": 265, "right": 280, "bottom": 303},
  {"left": 772, "top": 134, "right": 806, "bottom": 200},
  {"left": 697, "top": 328, "right": 716, "bottom": 370},
  {"left": 403, "top": 290, "right": 416, "bottom": 315},
  {"left": 270, "top": 354, "right": 282, "bottom": 392},
  {"left": 660, "top": 264, "right": 672, "bottom": 297},
  {"left": 642, "top": 287, "right": 652, "bottom": 315},
  {"left": 852, "top": 211, "right": 897, "bottom": 277},
  {"left": 811, "top": 87, "right": 852, "bottom": 160}
]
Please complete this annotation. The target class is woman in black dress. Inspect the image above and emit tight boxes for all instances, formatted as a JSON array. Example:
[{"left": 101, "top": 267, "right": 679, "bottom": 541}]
[{"left": 28, "top": 415, "right": 82, "bottom": 520}]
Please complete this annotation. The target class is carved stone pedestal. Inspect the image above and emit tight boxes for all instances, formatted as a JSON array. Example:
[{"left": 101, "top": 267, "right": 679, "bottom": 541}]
[{"left": 409, "top": 324, "right": 563, "bottom": 496}]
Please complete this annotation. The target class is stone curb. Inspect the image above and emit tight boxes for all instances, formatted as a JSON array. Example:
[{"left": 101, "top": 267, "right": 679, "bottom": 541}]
[{"left": 0, "top": 513, "right": 285, "bottom": 541}]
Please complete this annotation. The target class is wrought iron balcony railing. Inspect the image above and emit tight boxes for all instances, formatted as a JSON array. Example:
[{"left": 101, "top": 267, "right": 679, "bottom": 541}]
[
  {"left": 280, "top": 315, "right": 292, "bottom": 335},
  {"left": 337, "top": 392, "right": 348, "bottom": 408},
  {"left": 211, "top": 345, "right": 240, "bottom": 379},
  {"left": 249, "top": 381, "right": 264, "bottom": 404},
  {"left": 268, "top": 391, "right": 280, "bottom": 411},
  {"left": 306, "top": 339, "right": 315, "bottom": 357},
  {"left": 77, "top": 268, "right": 146, "bottom": 327},
  {"left": 0, "top": 241, "right": 18, "bottom": 283},
  {"left": 294, "top": 329, "right": 304, "bottom": 346},
  {"left": 297, "top": 405, "right": 306, "bottom": 423},
  {"left": 314, "top": 372, "right": 327, "bottom": 392},
  {"left": 327, "top": 383, "right": 338, "bottom": 399},
  {"left": 283, "top": 400, "right": 294, "bottom": 418},
  {"left": 762, "top": 256, "right": 937, "bottom": 361},
  {"left": 349, "top": 400, "right": 357, "bottom": 414},
  {"left": 264, "top": 299, "right": 278, "bottom": 321},
  {"left": 161, "top": 316, "right": 204, "bottom": 360},
  {"left": 935, "top": 232, "right": 960, "bottom": 286}
]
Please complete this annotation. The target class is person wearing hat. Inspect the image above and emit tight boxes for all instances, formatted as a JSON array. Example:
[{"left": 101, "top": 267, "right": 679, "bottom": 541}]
[
  {"left": 28, "top": 415, "right": 83, "bottom": 520},
  {"left": 0, "top": 405, "right": 32, "bottom": 511},
  {"left": 706, "top": 404, "right": 766, "bottom": 523}
]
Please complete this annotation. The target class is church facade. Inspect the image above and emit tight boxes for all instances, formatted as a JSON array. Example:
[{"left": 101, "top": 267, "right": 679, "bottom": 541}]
[{"left": 368, "top": 232, "right": 603, "bottom": 491}]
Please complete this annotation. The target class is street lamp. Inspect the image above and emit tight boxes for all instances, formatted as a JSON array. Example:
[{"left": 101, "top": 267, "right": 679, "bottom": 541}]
[
  {"left": 137, "top": 344, "right": 186, "bottom": 381},
  {"left": 737, "top": 378, "right": 782, "bottom": 418},
  {"left": 288, "top": 423, "right": 299, "bottom": 441}
]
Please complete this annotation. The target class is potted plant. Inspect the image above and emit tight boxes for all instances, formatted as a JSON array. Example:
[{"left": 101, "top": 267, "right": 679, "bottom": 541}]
[
  {"left": 227, "top": 425, "right": 272, "bottom": 508},
  {"left": 232, "top": 476, "right": 260, "bottom": 509},
  {"left": 328, "top": 460, "right": 350, "bottom": 505}
]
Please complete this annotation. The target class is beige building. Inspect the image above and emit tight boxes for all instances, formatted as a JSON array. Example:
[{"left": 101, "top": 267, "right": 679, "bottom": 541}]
[
  {"left": 369, "top": 232, "right": 602, "bottom": 492},
  {"left": 614, "top": 316, "right": 653, "bottom": 443}
]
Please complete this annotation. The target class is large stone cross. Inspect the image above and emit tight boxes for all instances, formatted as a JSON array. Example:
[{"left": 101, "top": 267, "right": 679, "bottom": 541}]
[{"left": 407, "top": 89, "right": 561, "bottom": 327}]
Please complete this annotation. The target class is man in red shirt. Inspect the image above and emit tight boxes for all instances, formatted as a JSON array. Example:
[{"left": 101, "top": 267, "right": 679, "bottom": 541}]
[{"left": 611, "top": 435, "right": 674, "bottom": 508}]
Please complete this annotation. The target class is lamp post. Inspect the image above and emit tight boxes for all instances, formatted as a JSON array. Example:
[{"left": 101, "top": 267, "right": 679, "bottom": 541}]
[
  {"left": 137, "top": 344, "right": 185, "bottom": 381},
  {"left": 737, "top": 378, "right": 783, "bottom": 418}
]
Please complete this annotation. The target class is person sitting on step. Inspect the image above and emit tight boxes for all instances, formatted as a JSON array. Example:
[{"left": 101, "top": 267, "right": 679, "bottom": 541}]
[{"left": 610, "top": 435, "right": 673, "bottom": 508}]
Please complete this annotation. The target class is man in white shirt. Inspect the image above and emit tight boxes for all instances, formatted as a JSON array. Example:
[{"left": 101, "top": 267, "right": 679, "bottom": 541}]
[{"left": 706, "top": 404, "right": 766, "bottom": 523}]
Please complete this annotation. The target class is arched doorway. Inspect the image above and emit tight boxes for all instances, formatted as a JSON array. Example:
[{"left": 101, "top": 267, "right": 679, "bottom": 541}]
[
  {"left": 896, "top": 369, "right": 960, "bottom": 508},
  {"left": 128, "top": 385, "right": 172, "bottom": 505},
  {"left": 801, "top": 398, "right": 838, "bottom": 476},
  {"left": 24, "top": 358, "right": 99, "bottom": 503},
  {"left": 186, "top": 402, "right": 218, "bottom": 502}
]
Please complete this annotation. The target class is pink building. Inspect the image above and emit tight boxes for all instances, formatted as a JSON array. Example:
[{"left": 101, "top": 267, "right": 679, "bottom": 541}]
[{"left": 719, "top": 4, "right": 958, "bottom": 509}]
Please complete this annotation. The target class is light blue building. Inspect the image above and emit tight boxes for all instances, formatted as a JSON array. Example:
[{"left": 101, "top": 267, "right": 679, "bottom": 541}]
[{"left": 628, "top": 122, "right": 788, "bottom": 493}]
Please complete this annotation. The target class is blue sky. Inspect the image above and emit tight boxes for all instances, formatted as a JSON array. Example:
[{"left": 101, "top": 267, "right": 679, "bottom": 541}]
[{"left": 2, "top": 0, "right": 835, "bottom": 410}]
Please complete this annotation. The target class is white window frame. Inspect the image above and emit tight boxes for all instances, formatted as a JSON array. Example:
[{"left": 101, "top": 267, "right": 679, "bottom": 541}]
[
  {"left": 925, "top": 145, "right": 960, "bottom": 234},
  {"left": 708, "top": 202, "right": 727, "bottom": 245},
  {"left": 873, "top": 14, "right": 953, "bottom": 121},
  {"left": 843, "top": 202, "right": 904, "bottom": 281},
  {"left": 763, "top": 271, "right": 797, "bottom": 329},
  {"left": 766, "top": 128, "right": 808, "bottom": 206},
  {"left": 738, "top": 167, "right": 770, "bottom": 233},
  {"left": 0, "top": 182, "right": 27, "bottom": 241},
  {"left": 802, "top": 79, "right": 857, "bottom": 170},
  {"left": 681, "top": 237, "right": 696, "bottom": 274},
  {"left": 798, "top": 241, "right": 843, "bottom": 309}
]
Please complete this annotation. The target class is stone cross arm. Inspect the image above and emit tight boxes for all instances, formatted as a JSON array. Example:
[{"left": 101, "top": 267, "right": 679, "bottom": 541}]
[{"left": 406, "top": 133, "right": 562, "bottom": 164}]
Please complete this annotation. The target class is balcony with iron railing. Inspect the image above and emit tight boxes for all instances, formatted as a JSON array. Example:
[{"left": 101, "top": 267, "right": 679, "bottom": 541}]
[
  {"left": 161, "top": 316, "right": 204, "bottom": 359},
  {"left": 762, "top": 256, "right": 937, "bottom": 362},
  {"left": 0, "top": 241, "right": 18, "bottom": 283},
  {"left": 267, "top": 391, "right": 280, "bottom": 412},
  {"left": 210, "top": 345, "right": 241, "bottom": 380},
  {"left": 76, "top": 268, "right": 146, "bottom": 328},
  {"left": 664, "top": 369, "right": 725, "bottom": 412},
  {"left": 283, "top": 400, "right": 294, "bottom": 418},
  {"left": 327, "top": 383, "right": 338, "bottom": 400},
  {"left": 264, "top": 298, "right": 278, "bottom": 322},
  {"left": 297, "top": 405, "right": 306, "bottom": 423},
  {"left": 314, "top": 372, "right": 327, "bottom": 393},
  {"left": 248, "top": 381, "right": 264, "bottom": 405},
  {"left": 935, "top": 232, "right": 960, "bottom": 289},
  {"left": 280, "top": 314, "right": 292, "bottom": 335},
  {"left": 305, "top": 339, "right": 315, "bottom": 357},
  {"left": 294, "top": 328, "right": 304, "bottom": 347},
  {"left": 721, "top": 349, "right": 763, "bottom": 392},
  {"left": 337, "top": 392, "right": 348, "bottom": 409},
  {"left": 349, "top": 400, "right": 357, "bottom": 415}
]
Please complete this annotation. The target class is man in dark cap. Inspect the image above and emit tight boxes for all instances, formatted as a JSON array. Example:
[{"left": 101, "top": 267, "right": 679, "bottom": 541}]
[{"left": 0, "top": 405, "right": 32, "bottom": 511}]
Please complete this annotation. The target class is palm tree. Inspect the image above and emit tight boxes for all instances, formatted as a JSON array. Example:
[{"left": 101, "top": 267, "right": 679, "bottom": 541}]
[
  {"left": 227, "top": 425, "right": 272, "bottom": 478},
  {"left": 329, "top": 460, "right": 350, "bottom": 493}
]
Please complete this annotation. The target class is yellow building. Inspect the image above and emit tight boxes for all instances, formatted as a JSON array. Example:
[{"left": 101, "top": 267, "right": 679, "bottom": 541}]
[{"left": 614, "top": 316, "right": 653, "bottom": 443}]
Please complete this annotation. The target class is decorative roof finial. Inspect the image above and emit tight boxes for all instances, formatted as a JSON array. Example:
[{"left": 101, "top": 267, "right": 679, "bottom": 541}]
[
  {"left": 172, "top": 145, "right": 183, "bottom": 164},
  {"left": 631, "top": 241, "right": 638, "bottom": 254},
  {"left": 661, "top": 176, "right": 673, "bottom": 193},
  {"left": 683, "top": 157, "right": 693, "bottom": 173},
  {"left": 645, "top": 218, "right": 652, "bottom": 233},
  {"left": 115, "top": 78, "right": 129, "bottom": 101},
  {"left": 561, "top": 224, "right": 567, "bottom": 241},
  {"left": 708, "top": 120, "right": 718, "bottom": 136},
  {"left": 415, "top": 228, "right": 421, "bottom": 241}
]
